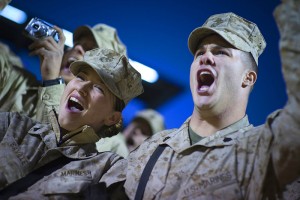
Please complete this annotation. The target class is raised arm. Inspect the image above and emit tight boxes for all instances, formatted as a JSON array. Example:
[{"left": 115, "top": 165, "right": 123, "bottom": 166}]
[
  {"left": 271, "top": 0, "right": 300, "bottom": 188},
  {"left": 29, "top": 26, "right": 66, "bottom": 123}
]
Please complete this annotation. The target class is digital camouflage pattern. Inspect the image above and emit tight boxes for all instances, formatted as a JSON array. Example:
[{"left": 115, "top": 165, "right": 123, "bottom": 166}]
[
  {"left": 188, "top": 12, "right": 266, "bottom": 65},
  {"left": 74, "top": 23, "right": 127, "bottom": 56},
  {"left": 0, "top": 23, "right": 128, "bottom": 124},
  {"left": 0, "top": 42, "right": 64, "bottom": 123},
  {"left": 9, "top": 153, "right": 127, "bottom": 199},
  {"left": 125, "top": 0, "right": 300, "bottom": 199},
  {"left": 70, "top": 48, "right": 144, "bottom": 105},
  {"left": 0, "top": 111, "right": 127, "bottom": 199}
]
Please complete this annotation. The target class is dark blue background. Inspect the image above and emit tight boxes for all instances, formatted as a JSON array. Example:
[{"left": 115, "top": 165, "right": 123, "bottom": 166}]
[{"left": 6, "top": 0, "right": 286, "bottom": 129}]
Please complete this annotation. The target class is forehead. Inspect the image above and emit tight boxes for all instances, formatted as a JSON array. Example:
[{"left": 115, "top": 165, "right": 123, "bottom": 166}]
[{"left": 197, "top": 34, "right": 235, "bottom": 49}]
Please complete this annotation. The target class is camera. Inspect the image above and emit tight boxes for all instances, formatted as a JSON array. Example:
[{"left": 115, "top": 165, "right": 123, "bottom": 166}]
[{"left": 24, "top": 17, "right": 59, "bottom": 42}]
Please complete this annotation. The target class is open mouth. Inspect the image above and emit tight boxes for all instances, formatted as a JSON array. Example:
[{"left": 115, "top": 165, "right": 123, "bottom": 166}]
[
  {"left": 68, "top": 96, "right": 84, "bottom": 111},
  {"left": 67, "top": 57, "right": 78, "bottom": 66},
  {"left": 197, "top": 70, "right": 215, "bottom": 92},
  {"left": 61, "top": 57, "right": 78, "bottom": 72}
]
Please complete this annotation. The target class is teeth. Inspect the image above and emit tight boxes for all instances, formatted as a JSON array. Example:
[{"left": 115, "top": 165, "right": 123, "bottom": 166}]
[
  {"left": 200, "top": 71, "right": 211, "bottom": 82},
  {"left": 199, "top": 70, "right": 215, "bottom": 87},
  {"left": 200, "top": 71, "right": 211, "bottom": 76},
  {"left": 70, "top": 97, "right": 82, "bottom": 106},
  {"left": 68, "top": 57, "right": 77, "bottom": 62}
]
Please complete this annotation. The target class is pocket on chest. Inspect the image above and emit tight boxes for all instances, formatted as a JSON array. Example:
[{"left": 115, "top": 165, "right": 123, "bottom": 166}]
[
  {"left": 181, "top": 171, "right": 243, "bottom": 200},
  {"left": 43, "top": 169, "right": 93, "bottom": 194}
]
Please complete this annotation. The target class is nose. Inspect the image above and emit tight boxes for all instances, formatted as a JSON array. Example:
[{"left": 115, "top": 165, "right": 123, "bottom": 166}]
[
  {"left": 77, "top": 80, "right": 92, "bottom": 97},
  {"left": 199, "top": 51, "right": 215, "bottom": 66}
]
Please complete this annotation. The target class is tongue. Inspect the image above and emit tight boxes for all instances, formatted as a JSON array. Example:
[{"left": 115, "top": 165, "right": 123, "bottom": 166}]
[
  {"left": 199, "top": 85, "right": 210, "bottom": 92},
  {"left": 69, "top": 106, "right": 82, "bottom": 112},
  {"left": 68, "top": 100, "right": 83, "bottom": 111}
]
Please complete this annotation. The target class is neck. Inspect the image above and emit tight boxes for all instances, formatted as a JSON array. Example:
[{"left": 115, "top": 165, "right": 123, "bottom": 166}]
[{"left": 189, "top": 106, "right": 246, "bottom": 137}]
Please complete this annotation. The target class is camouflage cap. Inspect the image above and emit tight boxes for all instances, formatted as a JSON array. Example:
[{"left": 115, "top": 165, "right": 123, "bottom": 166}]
[
  {"left": 188, "top": 12, "right": 266, "bottom": 65},
  {"left": 134, "top": 109, "right": 165, "bottom": 135},
  {"left": 73, "top": 23, "right": 127, "bottom": 56},
  {"left": 70, "top": 48, "right": 143, "bottom": 105}
]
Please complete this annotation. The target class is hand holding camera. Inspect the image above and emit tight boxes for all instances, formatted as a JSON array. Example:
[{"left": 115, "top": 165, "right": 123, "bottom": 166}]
[
  {"left": 24, "top": 17, "right": 60, "bottom": 42},
  {"left": 24, "top": 17, "right": 66, "bottom": 81}
]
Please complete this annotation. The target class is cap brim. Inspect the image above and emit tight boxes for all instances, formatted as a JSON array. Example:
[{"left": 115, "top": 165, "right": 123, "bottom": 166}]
[
  {"left": 69, "top": 60, "right": 101, "bottom": 80},
  {"left": 73, "top": 26, "right": 98, "bottom": 47}
]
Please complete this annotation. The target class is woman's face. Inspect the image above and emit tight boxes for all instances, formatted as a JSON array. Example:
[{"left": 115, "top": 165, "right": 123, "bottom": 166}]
[{"left": 58, "top": 67, "right": 120, "bottom": 132}]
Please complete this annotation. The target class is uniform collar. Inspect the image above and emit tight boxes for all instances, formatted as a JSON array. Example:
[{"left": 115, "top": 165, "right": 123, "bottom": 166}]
[
  {"left": 29, "top": 110, "right": 100, "bottom": 160},
  {"left": 163, "top": 115, "right": 252, "bottom": 153},
  {"left": 48, "top": 110, "right": 100, "bottom": 146}
]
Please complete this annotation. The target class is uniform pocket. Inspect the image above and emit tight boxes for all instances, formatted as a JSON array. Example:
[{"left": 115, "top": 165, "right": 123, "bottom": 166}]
[
  {"left": 181, "top": 170, "right": 243, "bottom": 200},
  {"left": 183, "top": 180, "right": 243, "bottom": 200},
  {"left": 43, "top": 169, "right": 93, "bottom": 194}
]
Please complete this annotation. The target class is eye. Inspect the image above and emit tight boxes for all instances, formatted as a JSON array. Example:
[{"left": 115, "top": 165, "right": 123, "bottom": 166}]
[
  {"left": 214, "top": 48, "right": 230, "bottom": 56},
  {"left": 216, "top": 50, "right": 226, "bottom": 55},
  {"left": 195, "top": 50, "right": 205, "bottom": 58},
  {"left": 93, "top": 84, "right": 104, "bottom": 93}
]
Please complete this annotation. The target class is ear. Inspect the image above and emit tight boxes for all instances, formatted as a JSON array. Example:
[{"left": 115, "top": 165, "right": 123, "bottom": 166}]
[
  {"left": 242, "top": 70, "right": 257, "bottom": 88},
  {"left": 104, "top": 111, "right": 122, "bottom": 126}
]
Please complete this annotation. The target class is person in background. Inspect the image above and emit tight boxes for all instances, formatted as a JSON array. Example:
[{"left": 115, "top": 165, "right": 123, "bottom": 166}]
[
  {"left": 0, "top": 48, "right": 143, "bottom": 199},
  {"left": 0, "top": 41, "right": 40, "bottom": 116},
  {"left": 0, "top": 0, "right": 11, "bottom": 10},
  {"left": 97, "top": 109, "right": 166, "bottom": 157},
  {"left": 123, "top": 1, "right": 300, "bottom": 199},
  {"left": 123, "top": 109, "right": 165, "bottom": 152}
]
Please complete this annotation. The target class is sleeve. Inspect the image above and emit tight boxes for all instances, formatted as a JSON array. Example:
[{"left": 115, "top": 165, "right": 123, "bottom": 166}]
[
  {"left": 0, "top": 112, "right": 38, "bottom": 189},
  {"left": 100, "top": 156, "right": 128, "bottom": 199},
  {"left": 270, "top": 0, "right": 300, "bottom": 187},
  {"left": 0, "top": 42, "right": 40, "bottom": 117},
  {"left": 34, "top": 84, "right": 65, "bottom": 123},
  {"left": 0, "top": 42, "right": 24, "bottom": 88},
  {"left": 0, "top": 112, "right": 10, "bottom": 141},
  {"left": 0, "top": 43, "right": 14, "bottom": 90}
]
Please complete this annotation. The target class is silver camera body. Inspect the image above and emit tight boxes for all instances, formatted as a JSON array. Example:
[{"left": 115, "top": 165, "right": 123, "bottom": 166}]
[{"left": 24, "top": 17, "right": 59, "bottom": 42}]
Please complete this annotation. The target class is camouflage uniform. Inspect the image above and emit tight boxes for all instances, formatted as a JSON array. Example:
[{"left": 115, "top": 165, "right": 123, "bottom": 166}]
[
  {"left": 0, "top": 111, "right": 127, "bottom": 199},
  {"left": 0, "top": 48, "right": 143, "bottom": 199},
  {"left": 125, "top": 1, "right": 300, "bottom": 199},
  {"left": 1, "top": 24, "right": 131, "bottom": 161},
  {"left": 0, "top": 23, "right": 126, "bottom": 125},
  {"left": 0, "top": 42, "right": 66, "bottom": 123},
  {"left": 96, "top": 133, "right": 129, "bottom": 158}
]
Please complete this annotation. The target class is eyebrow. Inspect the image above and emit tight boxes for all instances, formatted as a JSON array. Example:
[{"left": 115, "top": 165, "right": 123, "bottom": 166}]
[
  {"left": 197, "top": 43, "right": 229, "bottom": 49},
  {"left": 79, "top": 70, "right": 105, "bottom": 84}
]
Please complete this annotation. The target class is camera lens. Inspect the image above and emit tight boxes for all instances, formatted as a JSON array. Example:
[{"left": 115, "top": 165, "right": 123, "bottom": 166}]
[
  {"left": 32, "top": 23, "right": 47, "bottom": 37},
  {"left": 33, "top": 23, "right": 40, "bottom": 30}
]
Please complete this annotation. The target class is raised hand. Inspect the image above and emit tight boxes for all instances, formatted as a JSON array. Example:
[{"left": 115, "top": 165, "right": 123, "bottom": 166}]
[{"left": 29, "top": 26, "right": 66, "bottom": 80}]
